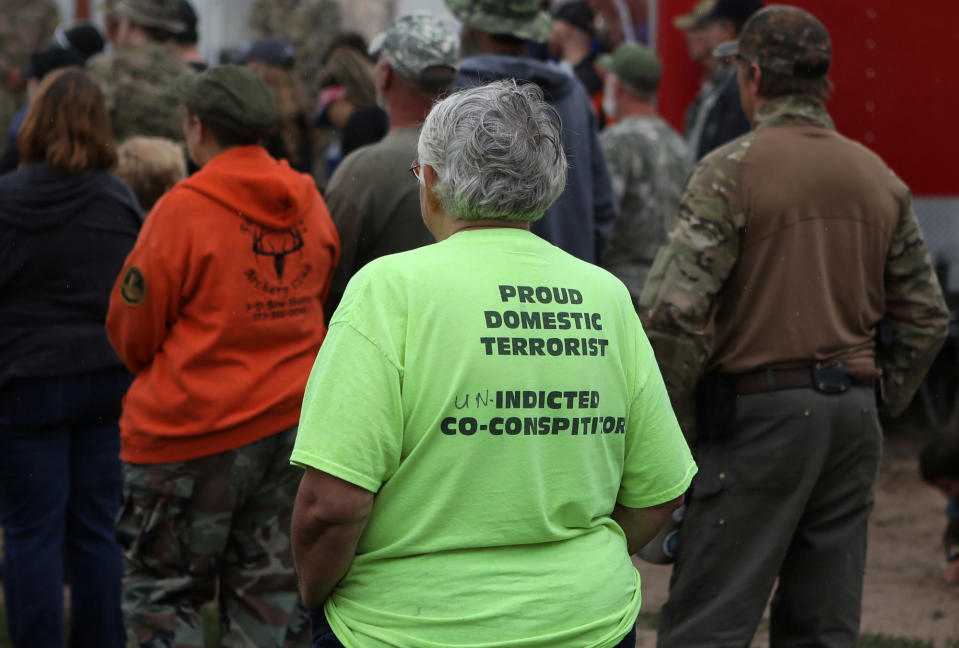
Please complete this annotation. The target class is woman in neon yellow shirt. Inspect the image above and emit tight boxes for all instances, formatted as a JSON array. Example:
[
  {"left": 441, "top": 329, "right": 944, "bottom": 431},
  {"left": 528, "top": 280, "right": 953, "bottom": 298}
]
[{"left": 291, "top": 79, "right": 697, "bottom": 648}]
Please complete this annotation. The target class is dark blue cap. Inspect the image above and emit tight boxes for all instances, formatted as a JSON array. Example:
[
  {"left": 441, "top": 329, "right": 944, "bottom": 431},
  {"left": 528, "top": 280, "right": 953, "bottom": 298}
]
[{"left": 231, "top": 36, "right": 296, "bottom": 70}]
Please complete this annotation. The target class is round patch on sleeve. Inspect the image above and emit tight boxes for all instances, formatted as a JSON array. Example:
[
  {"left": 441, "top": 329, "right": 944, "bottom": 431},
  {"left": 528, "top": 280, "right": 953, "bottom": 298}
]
[{"left": 120, "top": 267, "right": 146, "bottom": 306}]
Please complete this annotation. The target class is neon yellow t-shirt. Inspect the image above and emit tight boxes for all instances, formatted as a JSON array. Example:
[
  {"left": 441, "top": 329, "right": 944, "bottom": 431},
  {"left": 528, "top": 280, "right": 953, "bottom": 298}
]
[{"left": 292, "top": 228, "right": 696, "bottom": 648}]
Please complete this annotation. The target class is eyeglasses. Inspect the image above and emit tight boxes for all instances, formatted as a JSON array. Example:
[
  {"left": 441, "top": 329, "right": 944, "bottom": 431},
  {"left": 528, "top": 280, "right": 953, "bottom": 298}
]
[{"left": 409, "top": 161, "right": 421, "bottom": 180}]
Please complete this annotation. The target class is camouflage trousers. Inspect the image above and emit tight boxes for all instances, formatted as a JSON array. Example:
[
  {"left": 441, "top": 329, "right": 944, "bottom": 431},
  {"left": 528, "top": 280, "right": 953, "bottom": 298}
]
[{"left": 117, "top": 426, "right": 311, "bottom": 648}]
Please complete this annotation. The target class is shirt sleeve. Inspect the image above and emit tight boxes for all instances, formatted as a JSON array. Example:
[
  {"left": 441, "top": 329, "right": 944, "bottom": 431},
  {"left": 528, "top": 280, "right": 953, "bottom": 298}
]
[
  {"left": 105, "top": 194, "right": 188, "bottom": 373},
  {"left": 880, "top": 189, "right": 949, "bottom": 417},
  {"left": 637, "top": 151, "right": 743, "bottom": 423},
  {"left": 617, "top": 323, "right": 697, "bottom": 509},
  {"left": 291, "top": 319, "right": 404, "bottom": 493}
]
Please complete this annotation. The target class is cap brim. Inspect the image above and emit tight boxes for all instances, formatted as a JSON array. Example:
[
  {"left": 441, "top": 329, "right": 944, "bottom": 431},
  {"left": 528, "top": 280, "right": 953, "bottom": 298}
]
[
  {"left": 712, "top": 39, "right": 739, "bottom": 59},
  {"left": 367, "top": 32, "right": 386, "bottom": 57},
  {"left": 596, "top": 53, "right": 613, "bottom": 72},
  {"left": 114, "top": 3, "right": 186, "bottom": 33},
  {"left": 673, "top": 14, "right": 695, "bottom": 30}
]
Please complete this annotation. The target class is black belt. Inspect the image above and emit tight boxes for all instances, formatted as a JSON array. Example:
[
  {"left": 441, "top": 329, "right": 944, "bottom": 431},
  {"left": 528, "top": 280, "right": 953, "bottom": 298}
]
[{"left": 733, "top": 364, "right": 881, "bottom": 396}]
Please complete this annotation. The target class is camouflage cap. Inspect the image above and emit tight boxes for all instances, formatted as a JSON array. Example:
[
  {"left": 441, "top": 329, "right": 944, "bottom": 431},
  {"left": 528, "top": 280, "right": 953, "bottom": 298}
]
[
  {"left": 673, "top": 0, "right": 716, "bottom": 31},
  {"left": 445, "top": 0, "right": 553, "bottom": 43},
  {"left": 173, "top": 65, "right": 278, "bottom": 137},
  {"left": 114, "top": 0, "right": 186, "bottom": 33},
  {"left": 597, "top": 42, "right": 661, "bottom": 93},
  {"left": 713, "top": 4, "right": 831, "bottom": 78},
  {"left": 369, "top": 12, "right": 460, "bottom": 84}
]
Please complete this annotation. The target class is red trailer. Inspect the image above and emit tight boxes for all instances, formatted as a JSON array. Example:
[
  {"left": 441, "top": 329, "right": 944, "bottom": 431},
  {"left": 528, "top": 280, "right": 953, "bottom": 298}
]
[{"left": 652, "top": 0, "right": 959, "bottom": 425}]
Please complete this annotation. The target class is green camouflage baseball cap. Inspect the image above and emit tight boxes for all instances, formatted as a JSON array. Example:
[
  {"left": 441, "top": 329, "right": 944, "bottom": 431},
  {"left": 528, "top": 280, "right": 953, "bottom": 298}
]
[
  {"left": 369, "top": 12, "right": 460, "bottom": 84},
  {"left": 713, "top": 4, "right": 831, "bottom": 78},
  {"left": 673, "top": 0, "right": 716, "bottom": 30},
  {"left": 597, "top": 42, "right": 661, "bottom": 93},
  {"left": 173, "top": 65, "right": 278, "bottom": 137},
  {"left": 114, "top": 0, "right": 186, "bottom": 33},
  {"left": 445, "top": 0, "right": 553, "bottom": 43}
]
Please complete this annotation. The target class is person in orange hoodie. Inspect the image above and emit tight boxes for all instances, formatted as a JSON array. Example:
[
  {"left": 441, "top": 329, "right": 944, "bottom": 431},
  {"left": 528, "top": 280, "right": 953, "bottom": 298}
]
[{"left": 106, "top": 64, "right": 339, "bottom": 648}]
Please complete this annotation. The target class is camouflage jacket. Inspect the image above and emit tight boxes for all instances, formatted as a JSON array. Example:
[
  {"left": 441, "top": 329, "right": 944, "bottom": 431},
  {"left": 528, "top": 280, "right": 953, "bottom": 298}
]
[
  {"left": 88, "top": 43, "right": 195, "bottom": 143},
  {"left": 0, "top": 0, "right": 59, "bottom": 79},
  {"left": 600, "top": 114, "right": 691, "bottom": 303},
  {"left": 639, "top": 96, "right": 948, "bottom": 426},
  {"left": 0, "top": 0, "right": 59, "bottom": 132}
]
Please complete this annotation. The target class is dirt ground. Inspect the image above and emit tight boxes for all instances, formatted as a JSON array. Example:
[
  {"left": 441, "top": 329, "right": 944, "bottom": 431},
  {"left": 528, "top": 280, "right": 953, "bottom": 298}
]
[{"left": 633, "top": 412, "right": 959, "bottom": 647}]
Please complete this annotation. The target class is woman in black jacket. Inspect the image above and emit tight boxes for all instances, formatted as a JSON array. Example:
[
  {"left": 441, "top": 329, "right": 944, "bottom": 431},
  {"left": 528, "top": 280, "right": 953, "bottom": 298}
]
[{"left": 0, "top": 67, "right": 141, "bottom": 648}]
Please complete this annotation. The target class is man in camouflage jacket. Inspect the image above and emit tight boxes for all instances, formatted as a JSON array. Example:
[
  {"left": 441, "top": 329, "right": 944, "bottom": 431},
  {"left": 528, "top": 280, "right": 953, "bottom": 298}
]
[
  {"left": 640, "top": 6, "right": 949, "bottom": 647},
  {"left": 249, "top": 0, "right": 342, "bottom": 97},
  {"left": 597, "top": 42, "right": 691, "bottom": 306},
  {"left": 88, "top": 0, "right": 195, "bottom": 143},
  {"left": 0, "top": 0, "right": 59, "bottom": 135}
]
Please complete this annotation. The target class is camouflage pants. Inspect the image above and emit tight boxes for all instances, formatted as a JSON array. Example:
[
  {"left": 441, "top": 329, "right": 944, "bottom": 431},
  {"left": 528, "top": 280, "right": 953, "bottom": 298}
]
[{"left": 117, "top": 426, "right": 311, "bottom": 648}]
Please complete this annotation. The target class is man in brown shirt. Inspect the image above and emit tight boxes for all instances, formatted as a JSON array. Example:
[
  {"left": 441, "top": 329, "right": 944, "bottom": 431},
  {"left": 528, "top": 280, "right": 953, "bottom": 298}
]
[{"left": 640, "top": 6, "right": 949, "bottom": 647}]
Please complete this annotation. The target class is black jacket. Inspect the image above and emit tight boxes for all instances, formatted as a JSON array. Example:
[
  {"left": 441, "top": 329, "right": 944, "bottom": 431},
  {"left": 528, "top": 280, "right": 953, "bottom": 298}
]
[
  {"left": 696, "top": 67, "right": 751, "bottom": 160},
  {"left": 454, "top": 55, "right": 616, "bottom": 264},
  {"left": 0, "top": 164, "right": 142, "bottom": 387}
]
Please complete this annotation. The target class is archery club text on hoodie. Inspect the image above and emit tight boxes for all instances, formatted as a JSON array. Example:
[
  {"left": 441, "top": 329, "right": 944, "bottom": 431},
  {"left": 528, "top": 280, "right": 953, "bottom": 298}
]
[{"left": 107, "top": 146, "right": 340, "bottom": 464}]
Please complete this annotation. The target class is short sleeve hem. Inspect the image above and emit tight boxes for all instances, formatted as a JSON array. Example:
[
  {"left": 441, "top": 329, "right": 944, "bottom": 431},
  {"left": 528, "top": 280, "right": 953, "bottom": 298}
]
[
  {"left": 290, "top": 450, "right": 382, "bottom": 493},
  {"left": 616, "top": 462, "right": 697, "bottom": 509}
]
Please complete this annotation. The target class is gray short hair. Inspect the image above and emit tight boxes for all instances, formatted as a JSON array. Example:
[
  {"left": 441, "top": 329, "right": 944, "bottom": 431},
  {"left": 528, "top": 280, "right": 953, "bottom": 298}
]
[{"left": 417, "top": 80, "right": 567, "bottom": 222}]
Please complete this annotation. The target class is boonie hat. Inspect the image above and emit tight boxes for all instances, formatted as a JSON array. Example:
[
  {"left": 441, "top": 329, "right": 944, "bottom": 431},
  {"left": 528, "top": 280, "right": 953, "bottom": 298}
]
[
  {"left": 445, "top": 0, "right": 553, "bottom": 44},
  {"left": 673, "top": 0, "right": 716, "bottom": 30},
  {"left": 232, "top": 37, "right": 296, "bottom": 70},
  {"left": 114, "top": 0, "right": 187, "bottom": 33},
  {"left": 173, "top": 65, "right": 278, "bottom": 136},
  {"left": 597, "top": 42, "right": 662, "bottom": 93},
  {"left": 713, "top": 4, "right": 831, "bottom": 78},
  {"left": 552, "top": 1, "right": 596, "bottom": 35},
  {"left": 368, "top": 12, "right": 459, "bottom": 84}
]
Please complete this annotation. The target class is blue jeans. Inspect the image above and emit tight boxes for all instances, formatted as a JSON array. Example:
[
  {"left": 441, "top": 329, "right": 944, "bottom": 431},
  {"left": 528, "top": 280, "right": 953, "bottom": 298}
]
[
  {"left": 0, "top": 368, "right": 131, "bottom": 648},
  {"left": 310, "top": 608, "right": 638, "bottom": 648}
]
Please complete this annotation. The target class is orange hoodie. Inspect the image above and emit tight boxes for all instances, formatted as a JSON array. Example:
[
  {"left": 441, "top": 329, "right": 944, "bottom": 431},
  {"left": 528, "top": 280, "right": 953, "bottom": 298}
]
[{"left": 107, "top": 146, "right": 340, "bottom": 463}]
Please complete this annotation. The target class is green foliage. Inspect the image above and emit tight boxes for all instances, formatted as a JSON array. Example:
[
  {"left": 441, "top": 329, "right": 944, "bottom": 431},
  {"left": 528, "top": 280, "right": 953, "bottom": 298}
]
[
  {"left": 202, "top": 603, "right": 219, "bottom": 648},
  {"left": 858, "top": 634, "right": 934, "bottom": 648}
]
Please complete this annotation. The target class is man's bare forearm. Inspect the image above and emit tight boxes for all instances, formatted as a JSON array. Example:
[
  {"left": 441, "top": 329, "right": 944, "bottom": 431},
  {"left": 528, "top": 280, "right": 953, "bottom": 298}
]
[
  {"left": 611, "top": 496, "right": 683, "bottom": 555},
  {"left": 291, "top": 468, "right": 373, "bottom": 610}
]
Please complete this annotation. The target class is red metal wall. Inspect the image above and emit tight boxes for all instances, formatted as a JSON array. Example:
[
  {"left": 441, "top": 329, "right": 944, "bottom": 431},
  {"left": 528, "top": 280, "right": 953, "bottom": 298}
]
[{"left": 656, "top": 0, "right": 959, "bottom": 196}]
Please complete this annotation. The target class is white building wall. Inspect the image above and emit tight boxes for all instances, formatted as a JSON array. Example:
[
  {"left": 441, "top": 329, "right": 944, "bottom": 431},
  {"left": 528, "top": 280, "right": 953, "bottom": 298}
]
[{"left": 53, "top": 0, "right": 454, "bottom": 60}]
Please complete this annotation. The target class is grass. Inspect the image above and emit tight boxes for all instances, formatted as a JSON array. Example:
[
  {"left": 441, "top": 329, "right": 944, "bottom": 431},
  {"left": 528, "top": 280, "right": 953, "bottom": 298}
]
[
  {"left": 202, "top": 603, "right": 219, "bottom": 647},
  {"left": 859, "top": 635, "right": 935, "bottom": 648}
]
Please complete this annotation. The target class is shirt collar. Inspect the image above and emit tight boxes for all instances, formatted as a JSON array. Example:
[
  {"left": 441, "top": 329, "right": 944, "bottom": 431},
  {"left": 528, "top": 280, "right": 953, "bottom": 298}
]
[{"left": 753, "top": 95, "right": 835, "bottom": 131}]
